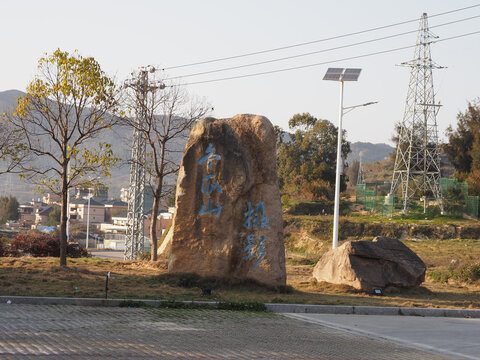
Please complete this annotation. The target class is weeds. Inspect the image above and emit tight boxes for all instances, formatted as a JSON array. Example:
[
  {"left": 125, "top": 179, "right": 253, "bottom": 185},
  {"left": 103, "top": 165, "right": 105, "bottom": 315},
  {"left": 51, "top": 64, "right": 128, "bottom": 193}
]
[{"left": 429, "top": 263, "right": 480, "bottom": 284}]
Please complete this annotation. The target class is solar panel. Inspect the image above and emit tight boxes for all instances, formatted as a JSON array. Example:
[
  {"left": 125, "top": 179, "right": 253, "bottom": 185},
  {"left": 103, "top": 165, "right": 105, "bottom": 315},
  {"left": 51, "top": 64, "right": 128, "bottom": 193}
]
[
  {"left": 341, "top": 68, "right": 362, "bottom": 81},
  {"left": 323, "top": 68, "right": 344, "bottom": 81}
]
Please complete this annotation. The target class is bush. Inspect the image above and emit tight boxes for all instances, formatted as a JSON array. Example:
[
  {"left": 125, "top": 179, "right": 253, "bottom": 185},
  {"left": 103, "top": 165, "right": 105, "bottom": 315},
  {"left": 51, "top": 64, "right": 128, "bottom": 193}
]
[
  {"left": 10, "top": 233, "right": 90, "bottom": 258},
  {"left": 429, "top": 263, "right": 480, "bottom": 284},
  {"left": 453, "top": 263, "right": 480, "bottom": 283},
  {"left": 217, "top": 301, "right": 267, "bottom": 311},
  {"left": 288, "top": 200, "right": 333, "bottom": 216}
]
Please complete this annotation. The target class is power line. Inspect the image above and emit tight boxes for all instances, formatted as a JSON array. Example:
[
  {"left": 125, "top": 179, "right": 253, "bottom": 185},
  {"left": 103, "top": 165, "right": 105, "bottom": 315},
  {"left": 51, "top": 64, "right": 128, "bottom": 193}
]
[
  {"left": 167, "top": 30, "right": 480, "bottom": 87},
  {"left": 159, "top": 4, "right": 480, "bottom": 71},
  {"left": 166, "top": 14, "right": 480, "bottom": 80}
]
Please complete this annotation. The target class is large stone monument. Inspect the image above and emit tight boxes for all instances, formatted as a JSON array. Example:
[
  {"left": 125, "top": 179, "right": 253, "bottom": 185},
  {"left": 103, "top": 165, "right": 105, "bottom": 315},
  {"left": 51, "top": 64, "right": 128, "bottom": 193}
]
[
  {"left": 313, "top": 237, "right": 426, "bottom": 291},
  {"left": 167, "top": 114, "right": 286, "bottom": 286}
]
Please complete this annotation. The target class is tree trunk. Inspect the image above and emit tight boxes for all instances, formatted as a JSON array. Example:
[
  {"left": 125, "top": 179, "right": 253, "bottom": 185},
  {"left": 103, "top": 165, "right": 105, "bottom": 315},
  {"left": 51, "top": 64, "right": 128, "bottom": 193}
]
[
  {"left": 150, "top": 187, "right": 161, "bottom": 261},
  {"left": 59, "top": 167, "right": 68, "bottom": 266}
]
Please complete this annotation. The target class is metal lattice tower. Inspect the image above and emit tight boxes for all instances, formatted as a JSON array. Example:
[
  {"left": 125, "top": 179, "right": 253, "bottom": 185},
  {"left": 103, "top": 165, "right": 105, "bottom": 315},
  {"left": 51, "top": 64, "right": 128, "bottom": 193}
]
[
  {"left": 124, "top": 69, "right": 149, "bottom": 260},
  {"left": 390, "top": 13, "right": 444, "bottom": 213}
]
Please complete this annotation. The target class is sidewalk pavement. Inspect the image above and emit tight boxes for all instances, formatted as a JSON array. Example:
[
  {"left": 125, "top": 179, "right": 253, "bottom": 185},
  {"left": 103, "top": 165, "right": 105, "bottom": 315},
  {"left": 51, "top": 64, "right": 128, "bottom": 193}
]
[
  {"left": 285, "top": 313, "right": 480, "bottom": 360},
  {"left": 0, "top": 303, "right": 460, "bottom": 359},
  {"left": 1, "top": 296, "right": 478, "bottom": 359}
]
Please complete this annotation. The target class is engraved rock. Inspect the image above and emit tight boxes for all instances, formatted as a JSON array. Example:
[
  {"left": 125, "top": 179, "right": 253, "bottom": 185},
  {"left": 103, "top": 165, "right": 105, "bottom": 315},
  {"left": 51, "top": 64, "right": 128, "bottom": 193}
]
[{"left": 167, "top": 114, "right": 286, "bottom": 286}]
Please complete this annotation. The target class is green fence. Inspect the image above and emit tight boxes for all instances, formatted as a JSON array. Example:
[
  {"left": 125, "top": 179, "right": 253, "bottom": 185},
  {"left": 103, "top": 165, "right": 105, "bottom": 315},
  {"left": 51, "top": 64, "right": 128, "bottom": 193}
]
[
  {"left": 356, "top": 183, "right": 393, "bottom": 217},
  {"left": 467, "top": 195, "right": 479, "bottom": 218},
  {"left": 440, "top": 178, "right": 469, "bottom": 200},
  {"left": 355, "top": 178, "right": 479, "bottom": 218}
]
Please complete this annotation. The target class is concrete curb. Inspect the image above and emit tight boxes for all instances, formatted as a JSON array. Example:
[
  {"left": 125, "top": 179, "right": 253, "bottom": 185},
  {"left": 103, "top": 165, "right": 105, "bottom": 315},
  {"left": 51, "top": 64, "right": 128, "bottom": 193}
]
[
  {"left": 0, "top": 296, "right": 217, "bottom": 308},
  {"left": 2, "top": 296, "right": 480, "bottom": 318},
  {"left": 266, "top": 303, "right": 480, "bottom": 318}
]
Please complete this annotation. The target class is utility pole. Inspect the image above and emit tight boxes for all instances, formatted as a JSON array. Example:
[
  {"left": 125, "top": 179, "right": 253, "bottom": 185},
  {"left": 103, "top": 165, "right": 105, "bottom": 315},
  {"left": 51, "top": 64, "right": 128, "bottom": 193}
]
[
  {"left": 124, "top": 66, "right": 165, "bottom": 260},
  {"left": 390, "top": 13, "right": 444, "bottom": 214}
]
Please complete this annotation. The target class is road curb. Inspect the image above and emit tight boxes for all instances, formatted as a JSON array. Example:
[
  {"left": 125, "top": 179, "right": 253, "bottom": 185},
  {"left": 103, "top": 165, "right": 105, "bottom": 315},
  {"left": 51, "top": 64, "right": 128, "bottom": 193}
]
[
  {"left": 266, "top": 303, "right": 480, "bottom": 318},
  {"left": 1, "top": 296, "right": 479, "bottom": 318},
  {"left": 0, "top": 296, "right": 217, "bottom": 308}
]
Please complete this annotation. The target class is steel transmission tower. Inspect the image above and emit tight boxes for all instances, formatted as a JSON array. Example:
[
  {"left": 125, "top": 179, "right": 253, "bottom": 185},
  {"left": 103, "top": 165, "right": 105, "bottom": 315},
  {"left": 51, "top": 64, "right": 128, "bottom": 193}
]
[
  {"left": 390, "top": 13, "right": 444, "bottom": 213},
  {"left": 124, "top": 66, "right": 165, "bottom": 259},
  {"left": 124, "top": 69, "right": 148, "bottom": 260}
]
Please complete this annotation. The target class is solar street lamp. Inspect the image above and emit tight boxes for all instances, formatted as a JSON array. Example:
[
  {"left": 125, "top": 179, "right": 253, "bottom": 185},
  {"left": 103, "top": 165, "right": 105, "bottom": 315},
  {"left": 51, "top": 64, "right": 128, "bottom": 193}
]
[{"left": 323, "top": 68, "right": 375, "bottom": 249}]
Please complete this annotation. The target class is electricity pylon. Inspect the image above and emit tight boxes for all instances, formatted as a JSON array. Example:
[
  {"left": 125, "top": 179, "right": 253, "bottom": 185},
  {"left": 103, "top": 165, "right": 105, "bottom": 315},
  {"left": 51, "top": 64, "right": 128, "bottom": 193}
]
[
  {"left": 390, "top": 13, "right": 444, "bottom": 213},
  {"left": 124, "top": 69, "right": 148, "bottom": 260},
  {"left": 124, "top": 66, "right": 166, "bottom": 259}
]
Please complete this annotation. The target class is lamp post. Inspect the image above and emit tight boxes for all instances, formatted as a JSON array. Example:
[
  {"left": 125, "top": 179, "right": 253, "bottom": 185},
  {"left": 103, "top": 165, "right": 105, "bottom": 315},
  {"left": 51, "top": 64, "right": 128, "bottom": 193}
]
[
  {"left": 323, "top": 68, "right": 376, "bottom": 249},
  {"left": 85, "top": 187, "right": 94, "bottom": 249}
]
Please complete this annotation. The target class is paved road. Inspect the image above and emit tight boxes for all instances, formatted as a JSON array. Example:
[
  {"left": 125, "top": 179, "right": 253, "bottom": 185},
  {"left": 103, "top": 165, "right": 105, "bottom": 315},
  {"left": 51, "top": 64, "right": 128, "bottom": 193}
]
[
  {"left": 0, "top": 304, "right": 457, "bottom": 359},
  {"left": 286, "top": 313, "right": 480, "bottom": 360},
  {"left": 89, "top": 250, "right": 125, "bottom": 260}
]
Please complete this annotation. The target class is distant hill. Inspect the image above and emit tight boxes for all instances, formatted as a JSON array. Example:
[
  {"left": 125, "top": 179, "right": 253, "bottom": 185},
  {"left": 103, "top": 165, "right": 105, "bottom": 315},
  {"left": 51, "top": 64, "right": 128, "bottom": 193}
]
[
  {"left": 0, "top": 89, "right": 24, "bottom": 112},
  {"left": 347, "top": 142, "right": 395, "bottom": 164}
]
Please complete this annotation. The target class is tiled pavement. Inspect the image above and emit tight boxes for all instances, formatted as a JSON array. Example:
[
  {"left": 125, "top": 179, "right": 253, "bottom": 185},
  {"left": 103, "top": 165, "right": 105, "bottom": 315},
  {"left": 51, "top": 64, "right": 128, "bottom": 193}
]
[{"left": 0, "top": 304, "right": 454, "bottom": 359}]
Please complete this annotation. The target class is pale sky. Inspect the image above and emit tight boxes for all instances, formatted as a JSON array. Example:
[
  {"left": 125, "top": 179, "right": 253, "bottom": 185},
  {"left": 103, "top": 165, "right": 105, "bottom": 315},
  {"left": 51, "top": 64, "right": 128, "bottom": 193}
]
[{"left": 1, "top": 0, "right": 479, "bottom": 145}]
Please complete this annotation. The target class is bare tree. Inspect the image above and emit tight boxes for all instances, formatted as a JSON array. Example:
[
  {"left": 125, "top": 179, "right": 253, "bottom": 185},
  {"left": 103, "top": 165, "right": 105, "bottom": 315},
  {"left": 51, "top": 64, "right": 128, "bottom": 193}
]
[
  {"left": 123, "top": 77, "right": 210, "bottom": 261},
  {"left": 9, "top": 49, "right": 120, "bottom": 266}
]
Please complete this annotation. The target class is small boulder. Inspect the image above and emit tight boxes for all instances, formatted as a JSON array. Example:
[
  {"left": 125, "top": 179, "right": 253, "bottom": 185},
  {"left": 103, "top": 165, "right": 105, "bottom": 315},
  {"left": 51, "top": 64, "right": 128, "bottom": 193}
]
[{"left": 313, "top": 237, "right": 426, "bottom": 291}]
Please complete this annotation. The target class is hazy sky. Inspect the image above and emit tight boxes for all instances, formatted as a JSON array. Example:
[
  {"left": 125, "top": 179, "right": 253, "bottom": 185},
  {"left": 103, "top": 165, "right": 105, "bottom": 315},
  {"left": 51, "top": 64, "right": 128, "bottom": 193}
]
[{"left": 1, "top": 0, "right": 479, "bottom": 145}]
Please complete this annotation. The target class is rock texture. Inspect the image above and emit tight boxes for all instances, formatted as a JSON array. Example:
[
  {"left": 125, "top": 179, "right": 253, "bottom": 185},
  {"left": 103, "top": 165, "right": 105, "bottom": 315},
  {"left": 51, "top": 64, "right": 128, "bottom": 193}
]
[
  {"left": 168, "top": 114, "right": 286, "bottom": 286},
  {"left": 157, "top": 225, "right": 173, "bottom": 260},
  {"left": 313, "top": 237, "right": 426, "bottom": 291}
]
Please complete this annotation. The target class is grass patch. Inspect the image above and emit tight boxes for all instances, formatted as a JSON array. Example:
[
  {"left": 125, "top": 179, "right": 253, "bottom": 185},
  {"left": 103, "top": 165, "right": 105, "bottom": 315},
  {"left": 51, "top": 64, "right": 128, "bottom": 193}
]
[
  {"left": 119, "top": 300, "right": 150, "bottom": 308},
  {"left": 2, "top": 235, "right": 480, "bottom": 310},
  {"left": 217, "top": 301, "right": 266, "bottom": 311}
]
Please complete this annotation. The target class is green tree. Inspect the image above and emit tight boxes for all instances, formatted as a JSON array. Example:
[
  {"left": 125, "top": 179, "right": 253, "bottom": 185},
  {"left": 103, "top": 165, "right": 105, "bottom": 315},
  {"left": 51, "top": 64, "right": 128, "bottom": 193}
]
[
  {"left": 9, "top": 49, "right": 119, "bottom": 266},
  {"left": 277, "top": 113, "right": 351, "bottom": 200},
  {"left": 444, "top": 100, "right": 480, "bottom": 174},
  {"left": 0, "top": 195, "right": 19, "bottom": 224},
  {"left": 46, "top": 206, "right": 61, "bottom": 226},
  {"left": 444, "top": 99, "right": 480, "bottom": 196}
]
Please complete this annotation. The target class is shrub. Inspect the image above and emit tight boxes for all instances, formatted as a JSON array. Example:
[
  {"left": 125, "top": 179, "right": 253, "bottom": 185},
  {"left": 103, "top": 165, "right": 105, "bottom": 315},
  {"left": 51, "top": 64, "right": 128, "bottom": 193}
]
[
  {"left": 10, "top": 233, "right": 90, "bottom": 258},
  {"left": 288, "top": 200, "right": 333, "bottom": 216},
  {"left": 429, "top": 263, "right": 480, "bottom": 284},
  {"left": 453, "top": 263, "right": 480, "bottom": 283},
  {"left": 217, "top": 301, "right": 267, "bottom": 311}
]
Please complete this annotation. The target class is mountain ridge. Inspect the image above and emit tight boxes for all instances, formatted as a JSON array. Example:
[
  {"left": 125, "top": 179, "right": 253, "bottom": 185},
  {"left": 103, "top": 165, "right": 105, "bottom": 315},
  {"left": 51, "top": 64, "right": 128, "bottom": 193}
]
[{"left": 347, "top": 141, "right": 395, "bottom": 164}]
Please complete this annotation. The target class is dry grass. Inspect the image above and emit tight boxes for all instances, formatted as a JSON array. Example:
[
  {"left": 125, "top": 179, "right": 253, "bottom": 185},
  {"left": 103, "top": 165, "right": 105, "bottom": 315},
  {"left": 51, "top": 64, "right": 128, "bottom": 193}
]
[{"left": 1, "top": 240, "right": 480, "bottom": 309}]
